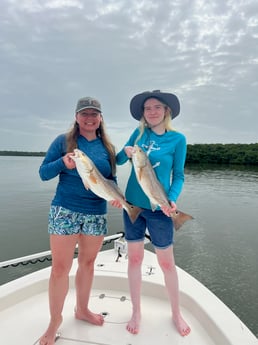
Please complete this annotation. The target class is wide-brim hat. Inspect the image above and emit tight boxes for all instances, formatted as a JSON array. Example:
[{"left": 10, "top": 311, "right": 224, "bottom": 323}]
[{"left": 130, "top": 90, "right": 180, "bottom": 120}]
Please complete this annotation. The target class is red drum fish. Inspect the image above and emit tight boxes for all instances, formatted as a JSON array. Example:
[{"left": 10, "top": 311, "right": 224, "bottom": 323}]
[
  {"left": 71, "top": 149, "right": 142, "bottom": 223},
  {"left": 131, "top": 145, "right": 193, "bottom": 231}
]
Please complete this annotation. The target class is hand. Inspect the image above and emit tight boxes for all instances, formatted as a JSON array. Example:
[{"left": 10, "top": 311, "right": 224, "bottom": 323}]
[
  {"left": 161, "top": 201, "right": 177, "bottom": 217},
  {"left": 63, "top": 153, "right": 76, "bottom": 169},
  {"left": 124, "top": 146, "right": 134, "bottom": 158},
  {"left": 110, "top": 200, "right": 123, "bottom": 208}
]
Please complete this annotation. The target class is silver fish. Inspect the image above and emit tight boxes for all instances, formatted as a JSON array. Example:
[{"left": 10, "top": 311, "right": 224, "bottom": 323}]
[
  {"left": 131, "top": 145, "right": 193, "bottom": 231},
  {"left": 71, "top": 148, "right": 141, "bottom": 223}
]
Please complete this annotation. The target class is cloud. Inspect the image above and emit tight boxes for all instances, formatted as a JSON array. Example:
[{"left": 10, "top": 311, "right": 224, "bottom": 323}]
[{"left": 0, "top": 0, "right": 258, "bottom": 151}]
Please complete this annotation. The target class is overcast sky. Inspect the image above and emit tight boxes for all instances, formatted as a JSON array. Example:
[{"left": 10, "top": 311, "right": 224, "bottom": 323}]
[{"left": 1, "top": 0, "right": 258, "bottom": 152}]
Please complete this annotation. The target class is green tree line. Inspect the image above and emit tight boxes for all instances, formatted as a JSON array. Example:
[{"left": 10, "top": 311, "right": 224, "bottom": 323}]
[
  {"left": 0, "top": 151, "right": 45, "bottom": 157},
  {"left": 0, "top": 143, "right": 258, "bottom": 165},
  {"left": 186, "top": 143, "right": 258, "bottom": 165}
]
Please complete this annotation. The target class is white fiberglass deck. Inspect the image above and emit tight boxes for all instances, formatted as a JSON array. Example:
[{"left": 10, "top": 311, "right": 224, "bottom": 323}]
[{"left": 0, "top": 247, "right": 257, "bottom": 345}]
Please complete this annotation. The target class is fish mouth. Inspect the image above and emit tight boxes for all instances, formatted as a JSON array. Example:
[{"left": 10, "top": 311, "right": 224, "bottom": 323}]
[
  {"left": 133, "top": 145, "right": 141, "bottom": 153},
  {"left": 73, "top": 149, "right": 79, "bottom": 155},
  {"left": 73, "top": 148, "right": 83, "bottom": 159}
]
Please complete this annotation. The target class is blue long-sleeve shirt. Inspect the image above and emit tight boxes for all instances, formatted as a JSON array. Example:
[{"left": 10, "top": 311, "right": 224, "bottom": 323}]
[
  {"left": 116, "top": 127, "right": 187, "bottom": 210},
  {"left": 39, "top": 134, "right": 115, "bottom": 215}
]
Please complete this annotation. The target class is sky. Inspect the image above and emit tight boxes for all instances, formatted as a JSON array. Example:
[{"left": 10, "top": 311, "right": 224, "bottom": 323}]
[{"left": 1, "top": 0, "right": 258, "bottom": 152}]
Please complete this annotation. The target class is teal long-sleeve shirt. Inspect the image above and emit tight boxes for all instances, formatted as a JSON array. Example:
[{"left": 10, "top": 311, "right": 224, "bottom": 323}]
[
  {"left": 39, "top": 134, "right": 115, "bottom": 215},
  {"left": 116, "top": 127, "right": 187, "bottom": 210}
]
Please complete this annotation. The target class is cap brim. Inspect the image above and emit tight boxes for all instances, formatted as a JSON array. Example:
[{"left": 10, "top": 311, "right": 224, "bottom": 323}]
[
  {"left": 130, "top": 91, "right": 180, "bottom": 120},
  {"left": 76, "top": 106, "right": 101, "bottom": 113}
]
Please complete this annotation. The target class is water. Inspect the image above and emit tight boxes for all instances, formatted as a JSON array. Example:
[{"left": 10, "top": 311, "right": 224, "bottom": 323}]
[{"left": 0, "top": 156, "right": 258, "bottom": 337}]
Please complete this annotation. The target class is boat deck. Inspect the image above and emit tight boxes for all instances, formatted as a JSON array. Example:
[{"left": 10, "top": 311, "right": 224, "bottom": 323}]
[{"left": 1, "top": 246, "right": 257, "bottom": 345}]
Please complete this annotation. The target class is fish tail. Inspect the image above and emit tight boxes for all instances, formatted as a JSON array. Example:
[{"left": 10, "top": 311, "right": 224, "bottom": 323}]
[
  {"left": 126, "top": 205, "right": 142, "bottom": 223},
  {"left": 172, "top": 210, "right": 194, "bottom": 231}
]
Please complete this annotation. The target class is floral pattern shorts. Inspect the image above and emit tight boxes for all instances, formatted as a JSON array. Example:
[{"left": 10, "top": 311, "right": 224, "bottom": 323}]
[{"left": 48, "top": 206, "right": 107, "bottom": 236}]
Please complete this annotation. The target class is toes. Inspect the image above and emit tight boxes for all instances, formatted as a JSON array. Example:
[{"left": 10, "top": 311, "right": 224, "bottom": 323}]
[{"left": 181, "top": 326, "right": 191, "bottom": 336}]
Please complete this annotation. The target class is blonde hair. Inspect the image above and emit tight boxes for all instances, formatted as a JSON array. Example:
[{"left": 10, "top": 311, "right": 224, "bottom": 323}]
[
  {"left": 66, "top": 119, "right": 117, "bottom": 176},
  {"left": 134, "top": 103, "right": 175, "bottom": 145}
]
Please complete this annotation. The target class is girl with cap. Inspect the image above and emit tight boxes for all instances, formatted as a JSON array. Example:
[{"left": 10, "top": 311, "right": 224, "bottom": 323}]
[
  {"left": 39, "top": 97, "right": 121, "bottom": 345},
  {"left": 116, "top": 90, "right": 191, "bottom": 336}
]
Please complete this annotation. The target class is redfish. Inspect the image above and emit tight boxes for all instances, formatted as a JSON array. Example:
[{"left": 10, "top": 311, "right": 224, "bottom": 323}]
[
  {"left": 71, "top": 148, "right": 142, "bottom": 223},
  {"left": 131, "top": 145, "right": 193, "bottom": 231}
]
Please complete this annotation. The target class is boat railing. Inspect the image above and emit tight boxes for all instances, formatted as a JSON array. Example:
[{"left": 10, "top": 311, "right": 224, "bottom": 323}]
[{"left": 0, "top": 232, "right": 124, "bottom": 269}]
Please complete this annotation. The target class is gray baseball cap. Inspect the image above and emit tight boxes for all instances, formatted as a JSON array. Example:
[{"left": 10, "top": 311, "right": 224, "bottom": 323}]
[{"left": 76, "top": 97, "right": 102, "bottom": 113}]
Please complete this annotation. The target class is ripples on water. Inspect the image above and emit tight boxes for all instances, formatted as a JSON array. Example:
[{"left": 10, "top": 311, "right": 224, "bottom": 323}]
[
  {"left": 175, "top": 165, "right": 258, "bottom": 336},
  {"left": 0, "top": 158, "right": 258, "bottom": 337}
]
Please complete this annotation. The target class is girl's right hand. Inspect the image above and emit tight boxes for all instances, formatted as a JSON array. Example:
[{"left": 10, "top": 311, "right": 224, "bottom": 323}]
[{"left": 63, "top": 153, "right": 76, "bottom": 169}]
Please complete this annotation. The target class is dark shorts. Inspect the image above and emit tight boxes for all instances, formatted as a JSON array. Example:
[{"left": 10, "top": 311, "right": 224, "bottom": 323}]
[
  {"left": 123, "top": 209, "right": 174, "bottom": 249},
  {"left": 48, "top": 206, "right": 108, "bottom": 236}
]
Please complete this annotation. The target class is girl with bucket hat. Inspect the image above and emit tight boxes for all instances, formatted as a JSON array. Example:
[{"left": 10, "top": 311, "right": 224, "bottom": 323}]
[{"left": 116, "top": 90, "right": 191, "bottom": 336}]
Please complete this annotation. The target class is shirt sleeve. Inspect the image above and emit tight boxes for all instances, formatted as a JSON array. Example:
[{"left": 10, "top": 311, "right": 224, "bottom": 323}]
[
  {"left": 39, "top": 134, "right": 67, "bottom": 181},
  {"left": 116, "top": 128, "right": 140, "bottom": 165},
  {"left": 168, "top": 134, "right": 187, "bottom": 202}
]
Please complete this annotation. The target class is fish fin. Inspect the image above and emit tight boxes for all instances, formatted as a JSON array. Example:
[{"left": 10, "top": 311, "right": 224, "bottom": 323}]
[
  {"left": 107, "top": 179, "right": 122, "bottom": 191},
  {"left": 106, "top": 179, "right": 125, "bottom": 198},
  {"left": 172, "top": 210, "right": 194, "bottom": 231},
  {"left": 82, "top": 181, "right": 90, "bottom": 190},
  {"left": 150, "top": 202, "right": 158, "bottom": 212}
]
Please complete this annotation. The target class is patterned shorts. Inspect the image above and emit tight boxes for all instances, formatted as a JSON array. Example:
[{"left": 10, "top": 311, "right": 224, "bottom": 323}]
[{"left": 48, "top": 206, "right": 108, "bottom": 236}]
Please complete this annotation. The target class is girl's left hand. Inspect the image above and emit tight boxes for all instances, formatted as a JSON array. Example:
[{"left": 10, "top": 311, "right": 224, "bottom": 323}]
[
  {"left": 110, "top": 200, "right": 123, "bottom": 208},
  {"left": 161, "top": 201, "right": 177, "bottom": 217}
]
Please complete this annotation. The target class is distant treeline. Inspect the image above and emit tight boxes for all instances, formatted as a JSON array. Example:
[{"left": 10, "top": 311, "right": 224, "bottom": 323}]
[
  {"left": 0, "top": 151, "right": 45, "bottom": 157},
  {"left": 0, "top": 143, "right": 258, "bottom": 165},
  {"left": 186, "top": 143, "right": 258, "bottom": 165}
]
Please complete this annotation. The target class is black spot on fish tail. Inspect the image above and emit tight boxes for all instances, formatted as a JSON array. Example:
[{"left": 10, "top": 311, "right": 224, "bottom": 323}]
[
  {"left": 172, "top": 210, "right": 194, "bottom": 231},
  {"left": 126, "top": 205, "right": 142, "bottom": 223}
]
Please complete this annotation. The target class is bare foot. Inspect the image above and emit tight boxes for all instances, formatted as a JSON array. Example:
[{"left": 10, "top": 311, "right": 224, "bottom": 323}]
[
  {"left": 173, "top": 315, "right": 191, "bottom": 336},
  {"left": 126, "top": 312, "right": 141, "bottom": 334},
  {"left": 75, "top": 308, "right": 104, "bottom": 326},
  {"left": 39, "top": 316, "right": 62, "bottom": 345}
]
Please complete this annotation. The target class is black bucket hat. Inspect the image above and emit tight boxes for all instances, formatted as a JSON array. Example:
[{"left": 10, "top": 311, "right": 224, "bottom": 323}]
[{"left": 129, "top": 90, "right": 180, "bottom": 120}]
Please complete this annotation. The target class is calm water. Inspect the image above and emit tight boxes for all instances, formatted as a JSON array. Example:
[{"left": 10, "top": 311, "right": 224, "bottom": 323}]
[{"left": 0, "top": 156, "right": 258, "bottom": 337}]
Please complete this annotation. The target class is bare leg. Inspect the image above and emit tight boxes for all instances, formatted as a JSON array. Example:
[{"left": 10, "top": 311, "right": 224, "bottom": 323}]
[
  {"left": 126, "top": 241, "right": 144, "bottom": 334},
  {"left": 39, "top": 234, "right": 78, "bottom": 345},
  {"left": 74, "top": 234, "right": 104, "bottom": 326},
  {"left": 155, "top": 246, "right": 191, "bottom": 336}
]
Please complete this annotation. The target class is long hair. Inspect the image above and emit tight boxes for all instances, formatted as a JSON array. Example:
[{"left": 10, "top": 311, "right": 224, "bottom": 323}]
[
  {"left": 134, "top": 103, "right": 175, "bottom": 145},
  {"left": 66, "top": 119, "right": 117, "bottom": 176}
]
